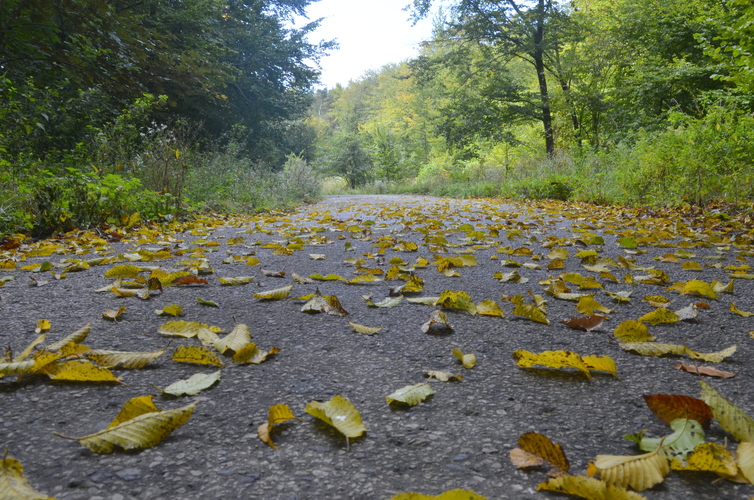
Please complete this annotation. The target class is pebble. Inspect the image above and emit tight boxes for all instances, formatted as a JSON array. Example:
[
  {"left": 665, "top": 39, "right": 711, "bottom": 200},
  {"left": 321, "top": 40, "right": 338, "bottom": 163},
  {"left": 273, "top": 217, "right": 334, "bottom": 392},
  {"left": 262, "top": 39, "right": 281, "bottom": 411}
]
[{"left": 115, "top": 468, "right": 141, "bottom": 481}]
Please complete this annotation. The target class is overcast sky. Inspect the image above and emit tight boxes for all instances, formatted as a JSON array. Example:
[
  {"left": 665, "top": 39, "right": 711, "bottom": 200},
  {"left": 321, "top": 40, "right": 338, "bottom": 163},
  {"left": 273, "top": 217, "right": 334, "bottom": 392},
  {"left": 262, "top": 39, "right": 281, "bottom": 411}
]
[{"left": 296, "top": 0, "right": 442, "bottom": 88}]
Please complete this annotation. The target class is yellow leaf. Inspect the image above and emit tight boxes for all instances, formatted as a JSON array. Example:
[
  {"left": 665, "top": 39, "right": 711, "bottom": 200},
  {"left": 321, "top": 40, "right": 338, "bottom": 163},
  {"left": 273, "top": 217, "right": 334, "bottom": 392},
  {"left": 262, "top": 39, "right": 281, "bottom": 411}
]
[
  {"left": 172, "top": 345, "right": 225, "bottom": 367},
  {"left": 437, "top": 290, "right": 477, "bottom": 316},
  {"left": 614, "top": 320, "right": 655, "bottom": 342},
  {"left": 218, "top": 276, "right": 255, "bottom": 285},
  {"left": 102, "top": 305, "right": 127, "bottom": 321},
  {"left": 593, "top": 448, "right": 669, "bottom": 491},
  {"left": 576, "top": 296, "right": 612, "bottom": 315},
  {"left": 155, "top": 370, "right": 221, "bottom": 396},
  {"left": 670, "top": 442, "right": 738, "bottom": 477},
  {"left": 674, "top": 279, "right": 719, "bottom": 299},
  {"left": 730, "top": 302, "right": 754, "bottom": 317},
  {"left": 0, "top": 360, "right": 35, "bottom": 376},
  {"left": 0, "top": 451, "right": 53, "bottom": 499},
  {"left": 254, "top": 285, "right": 293, "bottom": 300},
  {"left": 366, "top": 296, "right": 403, "bottom": 308},
  {"left": 309, "top": 273, "right": 347, "bottom": 281},
  {"left": 386, "top": 383, "right": 434, "bottom": 406},
  {"left": 537, "top": 475, "right": 647, "bottom": 500},
  {"left": 232, "top": 343, "right": 280, "bottom": 364},
  {"left": 737, "top": 442, "right": 754, "bottom": 483},
  {"left": 476, "top": 299, "right": 505, "bottom": 317},
  {"left": 513, "top": 350, "right": 591, "bottom": 379},
  {"left": 34, "top": 319, "right": 50, "bottom": 334},
  {"left": 348, "top": 322, "right": 383, "bottom": 334},
  {"left": 106, "top": 395, "right": 161, "bottom": 429},
  {"left": 87, "top": 349, "right": 165, "bottom": 369},
  {"left": 510, "top": 432, "right": 569, "bottom": 476},
  {"left": 155, "top": 304, "right": 183, "bottom": 316},
  {"left": 581, "top": 355, "right": 618, "bottom": 376},
  {"left": 43, "top": 359, "right": 122, "bottom": 383},
  {"left": 158, "top": 320, "right": 212, "bottom": 338},
  {"left": 258, "top": 403, "right": 299, "bottom": 449},
  {"left": 305, "top": 395, "right": 366, "bottom": 446},
  {"left": 56, "top": 402, "right": 196, "bottom": 453},
  {"left": 214, "top": 324, "right": 252, "bottom": 355},
  {"left": 682, "top": 261, "right": 703, "bottom": 271},
  {"left": 104, "top": 264, "right": 144, "bottom": 278},
  {"left": 548, "top": 248, "right": 569, "bottom": 260},
  {"left": 13, "top": 333, "right": 46, "bottom": 362},
  {"left": 452, "top": 348, "right": 476, "bottom": 369},
  {"left": 425, "top": 370, "right": 462, "bottom": 382},
  {"left": 700, "top": 380, "right": 754, "bottom": 442},
  {"left": 638, "top": 308, "right": 680, "bottom": 325},
  {"left": 685, "top": 344, "right": 736, "bottom": 363},
  {"left": 347, "top": 274, "right": 382, "bottom": 285},
  {"left": 512, "top": 303, "right": 549, "bottom": 325},
  {"left": 389, "top": 489, "right": 487, "bottom": 500},
  {"left": 619, "top": 342, "right": 686, "bottom": 357}
]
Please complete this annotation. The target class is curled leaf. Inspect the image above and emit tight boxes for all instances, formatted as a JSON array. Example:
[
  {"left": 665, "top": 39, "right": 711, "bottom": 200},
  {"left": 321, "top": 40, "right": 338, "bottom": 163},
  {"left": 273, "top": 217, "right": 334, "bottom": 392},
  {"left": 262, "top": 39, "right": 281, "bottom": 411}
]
[
  {"left": 386, "top": 383, "right": 434, "bottom": 406},
  {"left": 154, "top": 370, "right": 221, "bottom": 397},
  {"left": 258, "top": 404, "right": 299, "bottom": 449},
  {"left": 511, "top": 432, "right": 569, "bottom": 477},
  {"left": 592, "top": 448, "right": 669, "bottom": 491},
  {"left": 452, "top": 348, "right": 476, "bottom": 369}
]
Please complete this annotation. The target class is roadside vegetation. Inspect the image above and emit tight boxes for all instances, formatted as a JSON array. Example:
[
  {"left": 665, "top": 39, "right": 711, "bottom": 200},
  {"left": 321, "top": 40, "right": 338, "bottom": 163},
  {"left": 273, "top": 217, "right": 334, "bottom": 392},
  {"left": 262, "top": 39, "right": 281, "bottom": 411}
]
[{"left": 309, "top": 0, "right": 754, "bottom": 210}]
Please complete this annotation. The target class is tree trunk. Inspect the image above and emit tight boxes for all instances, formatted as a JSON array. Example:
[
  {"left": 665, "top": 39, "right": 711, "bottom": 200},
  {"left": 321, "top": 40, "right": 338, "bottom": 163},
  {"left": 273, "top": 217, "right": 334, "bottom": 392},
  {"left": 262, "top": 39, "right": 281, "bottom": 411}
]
[{"left": 533, "top": 0, "right": 555, "bottom": 157}]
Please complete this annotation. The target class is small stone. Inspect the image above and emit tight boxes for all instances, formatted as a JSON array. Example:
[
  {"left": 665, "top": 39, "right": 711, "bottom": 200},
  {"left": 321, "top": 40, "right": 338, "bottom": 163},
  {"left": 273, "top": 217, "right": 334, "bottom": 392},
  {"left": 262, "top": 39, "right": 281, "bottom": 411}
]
[
  {"left": 115, "top": 468, "right": 141, "bottom": 481},
  {"left": 453, "top": 453, "right": 469, "bottom": 462}
]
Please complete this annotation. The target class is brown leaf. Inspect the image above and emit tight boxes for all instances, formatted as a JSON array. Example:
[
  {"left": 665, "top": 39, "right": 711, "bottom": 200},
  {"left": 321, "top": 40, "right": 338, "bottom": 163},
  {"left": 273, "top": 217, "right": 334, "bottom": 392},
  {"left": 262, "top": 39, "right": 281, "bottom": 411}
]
[
  {"left": 559, "top": 315, "right": 606, "bottom": 332},
  {"left": 643, "top": 394, "right": 713, "bottom": 430},
  {"left": 172, "top": 276, "right": 208, "bottom": 286},
  {"left": 673, "top": 362, "right": 736, "bottom": 379}
]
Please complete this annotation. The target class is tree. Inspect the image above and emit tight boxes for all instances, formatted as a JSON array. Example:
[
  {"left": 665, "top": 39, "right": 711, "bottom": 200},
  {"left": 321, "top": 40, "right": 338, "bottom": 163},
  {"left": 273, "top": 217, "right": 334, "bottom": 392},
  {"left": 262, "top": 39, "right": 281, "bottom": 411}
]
[{"left": 411, "top": 0, "right": 573, "bottom": 157}]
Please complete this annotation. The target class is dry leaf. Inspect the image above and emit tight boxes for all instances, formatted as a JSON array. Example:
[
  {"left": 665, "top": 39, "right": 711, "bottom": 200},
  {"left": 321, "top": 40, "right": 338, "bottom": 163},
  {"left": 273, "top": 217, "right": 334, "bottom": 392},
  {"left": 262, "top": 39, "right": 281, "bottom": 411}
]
[
  {"left": 154, "top": 370, "right": 221, "bottom": 396},
  {"left": 102, "top": 306, "right": 127, "bottom": 321},
  {"left": 510, "top": 432, "right": 569, "bottom": 477},
  {"left": 254, "top": 285, "right": 293, "bottom": 300},
  {"left": 537, "top": 475, "right": 646, "bottom": 500},
  {"left": 674, "top": 362, "right": 736, "bottom": 378},
  {"left": 172, "top": 345, "right": 225, "bottom": 367},
  {"left": 87, "top": 349, "right": 165, "bottom": 369},
  {"left": 258, "top": 403, "right": 299, "bottom": 449},
  {"left": 613, "top": 320, "right": 654, "bottom": 342},
  {"left": 560, "top": 315, "right": 606, "bottom": 332},
  {"left": 214, "top": 324, "right": 252, "bottom": 355},
  {"left": 348, "top": 322, "right": 383, "bottom": 334},
  {"left": 56, "top": 402, "right": 195, "bottom": 453},
  {"left": 700, "top": 380, "right": 754, "bottom": 442},
  {"left": 0, "top": 450, "right": 53, "bottom": 499},
  {"left": 452, "top": 348, "right": 476, "bottom": 369},
  {"left": 389, "top": 489, "right": 487, "bottom": 500},
  {"left": 305, "top": 395, "right": 366, "bottom": 449},
  {"left": 421, "top": 310, "right": 453, "bottom": 334},
  {"left": 232, "top": 343, "right": 280, "bottom": 364},
  {"left": 592, "top": 447, "right": 669, "bottom": 491},
  {"left": 425, "top": 370, "right": 462, "bottom": 382},
  {"left": 643, "top": 394, "right": 713, "bottom": 429},
  {"left": 386, "top": 383, "right": 434, "bottom": 406}
]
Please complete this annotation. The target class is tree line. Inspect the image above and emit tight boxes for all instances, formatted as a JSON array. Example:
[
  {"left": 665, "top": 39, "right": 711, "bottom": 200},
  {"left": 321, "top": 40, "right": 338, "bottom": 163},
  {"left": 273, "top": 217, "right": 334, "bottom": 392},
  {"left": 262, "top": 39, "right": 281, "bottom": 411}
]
[{"left": 310, "top": 0, "right": 754, "bottom": 206}]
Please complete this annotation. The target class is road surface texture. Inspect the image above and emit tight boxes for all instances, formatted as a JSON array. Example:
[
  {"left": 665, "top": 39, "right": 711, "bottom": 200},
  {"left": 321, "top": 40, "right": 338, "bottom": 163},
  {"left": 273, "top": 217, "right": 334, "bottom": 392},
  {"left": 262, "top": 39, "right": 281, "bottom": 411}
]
[{"left": 2, "top": 194, "right": 753, "bottom": 499}]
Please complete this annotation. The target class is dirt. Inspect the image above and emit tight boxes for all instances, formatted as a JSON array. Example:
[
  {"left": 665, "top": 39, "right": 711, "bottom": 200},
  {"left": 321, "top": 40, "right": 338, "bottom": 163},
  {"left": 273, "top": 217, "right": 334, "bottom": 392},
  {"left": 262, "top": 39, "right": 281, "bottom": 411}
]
[{"left": 1, "top": 195, "right": 753, "bottom": 499}]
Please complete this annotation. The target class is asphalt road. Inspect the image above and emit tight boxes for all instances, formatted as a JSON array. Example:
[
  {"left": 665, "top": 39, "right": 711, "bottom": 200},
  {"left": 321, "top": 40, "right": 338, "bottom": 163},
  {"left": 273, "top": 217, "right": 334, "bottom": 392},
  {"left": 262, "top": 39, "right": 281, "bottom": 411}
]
[{"left": 1, "top": 194, "right": 753, "bottom": 499}]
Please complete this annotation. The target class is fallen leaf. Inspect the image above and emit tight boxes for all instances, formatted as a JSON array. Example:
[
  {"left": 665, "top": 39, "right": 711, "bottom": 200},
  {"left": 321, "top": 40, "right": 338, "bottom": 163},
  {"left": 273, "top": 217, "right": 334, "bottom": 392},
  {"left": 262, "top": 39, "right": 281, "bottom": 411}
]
[
  {"left": 537, "top": 475, "right": 646, "bottom": 500},
  {"left": 0, "top": 450, "right": 53, "bottom": 499},
  {"left": 87, "top": 349, "right": 165, "bottom": 369},
  {"left": 214, "top": 324, "right": 252, "bottom": 355},
  {"left": 452, "top": 348, "right": 476, "bottom": 369},
  {"left": 512, "top": 303, "right": 550, "bottom": 325},
  {"left": 172, "top": 345, "right": 225, "bottom": 367},
  {"left": 389, "top": 489, "right": 487, "bottom": 500},
  {"left": 232, "top": 343, "right": 280, "bottom": 364},
  {"left": 437, "top": 290, "right": 477, "bottom": 316},
  {"left": 305, "top": 395, "right": 366, "bottom": 449},
  {"left": 730, "top": 302, "right": 754, "bottom": 317},
  {"left": 638, "top": 308, "right": 680, "bottom": 325},
  {"left": 643, "top": 394, "right": 713, "bottom": 429},
  {"left": 425, "top": 370, "right": 462, "bottom": 382},
  {"left": 476, "top": 299, "right": 505, "bottom": 318},
  {"left": 56, "top": 402, "right": 196, "bottom": 453},
  {"left": 103, "top": 306, "right": 127, "bottom": 321},
  {"left": 41, "top": 359, "right": 122, "bottom": 383},
  {"left": 258, "top": 403, "right": 299, "bottom": 449},
  {"left": 421, "top": 310, "right": 453, "bottom": 334},
  {"left": 669, "top": 442, "right": 737, "bottom": 477},
  {"left": 592, "top": 447, "right": 669, "bottom": 491},
  {"left": 386, "top": 383, "right": 434, "bottom": 406},
  {"left": 700, "top": 380, "right": 754, "bottom": 442},
  {"left": 253, "top": 285, "right": 293, "bottom": 300},
  {"left": 560, "top": 315, "right": 606, "bottom": 332},
  {"left": 674, "top": 362, "right": 736, "bottom": 378},
  {"left": 576, "top": 296, "right": 612, "bottom": 315},
  {"left": 634, "top": 418, "right": 705, "bottom": 460},
  {"left": 614, "top": 320, "right": 655, "bottom": 342},
  {"left": 196, "top": 297, "right": 220, "bottom": 307},
  {"left": 218, "top": 276, "right": 254, "bottom": 285},
  {"left": 158, "top": 320, "right": 215, "bottom": 338},
  {"left": 510, "top": 432, "right": 569, "bottom": 477},
  {"left": 348, "top": 322, "right": 383, "bottom": 334},
  {"left": 154, "top": 370, "right": 221, "bottom": 396},
  {"left": 366, "top": 296, "right": 403, "bottom": 308},
  {"left": 513, "top": 350, "right": 590, "bottom": 379},
  {"left": 34, "top": 319, "right": 51, "bottom": 334}
]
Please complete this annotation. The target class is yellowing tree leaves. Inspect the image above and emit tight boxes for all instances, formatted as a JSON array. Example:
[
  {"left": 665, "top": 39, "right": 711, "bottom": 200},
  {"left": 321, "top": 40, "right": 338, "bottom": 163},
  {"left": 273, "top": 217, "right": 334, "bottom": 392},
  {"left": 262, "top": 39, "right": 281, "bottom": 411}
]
[
  {"left": 56, "top": 402, "right": 196, "bottom": 453},
  {"left": 386, "top": 383, "right": 434, "bottom": 406},
  {"left": 643, "top": 394, "right": 713, "bottom": 429},
  {"left": 669, "top": 442, "right": 737, "bottom": 477},
  {"left": 512, "top": 303, "right": 549, "bottom": 325},
  {"left": 258, "top": 403, "right": 299, "bottom": 449},
  {"left": 513, "top": 350, "right": 590, "bottom": 379},
  {"left": 42, "top": 359, "right": 122, "bottom": 383},
  {"left": 218, "top": 276, "right": 255, "bottom": 285},
  {"left": 476, "top": 299, "right": 505, "bottom": 317},
  {"left": 107, "top": 395, "right": 161, "bottom": 429},
  {"left": 638, "top": 308, "right": 680, "bottom": 325},
  {"left": 155, "top": 304, "right": 183, "bottom": 316},
  {"left": 158, "top": 320, "right": 215, "bottom": 338},
  {"left": 34, "top": 319, "right": 50, "bottom": 334},
  {"left": 537, "top": 475, "right": 646, "bottom": 500},
  {"left": 421, "top": 310, "right": 453, "bottom": 334},
  {"left": 576, "top": 296, "right": 612, "bottom": 315},
  {"left": 154, "top": 370, "right": 221, "bottom": 396},
  {"left": 104, "top": 264, "right": 144, "bottom": 278},
  {"left": 510, "top": 432, "right": 569, "bottom": 477},
  {"left": 0, "top": 450, "right": 53, "bottom": 500},
  {"left": 305, "top": 395, "right": 366, "bottom": 450},
  {"left": 425, "top": 370, "right": 462, "bottom": 382}
]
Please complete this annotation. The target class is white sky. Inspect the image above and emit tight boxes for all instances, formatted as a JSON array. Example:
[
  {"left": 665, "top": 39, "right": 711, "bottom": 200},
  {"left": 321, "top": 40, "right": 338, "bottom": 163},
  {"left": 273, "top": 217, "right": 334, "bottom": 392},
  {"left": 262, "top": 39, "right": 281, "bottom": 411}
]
[{"left": 296, "top": 0, "right": 441, "bottom": 88}]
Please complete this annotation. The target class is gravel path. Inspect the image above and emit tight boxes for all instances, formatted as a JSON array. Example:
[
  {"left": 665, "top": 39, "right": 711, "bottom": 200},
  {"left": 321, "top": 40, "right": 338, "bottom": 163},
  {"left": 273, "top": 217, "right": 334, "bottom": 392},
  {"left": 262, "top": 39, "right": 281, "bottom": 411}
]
[{"left": 1, "top": 195, "right": 753, "bottom": 499}]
